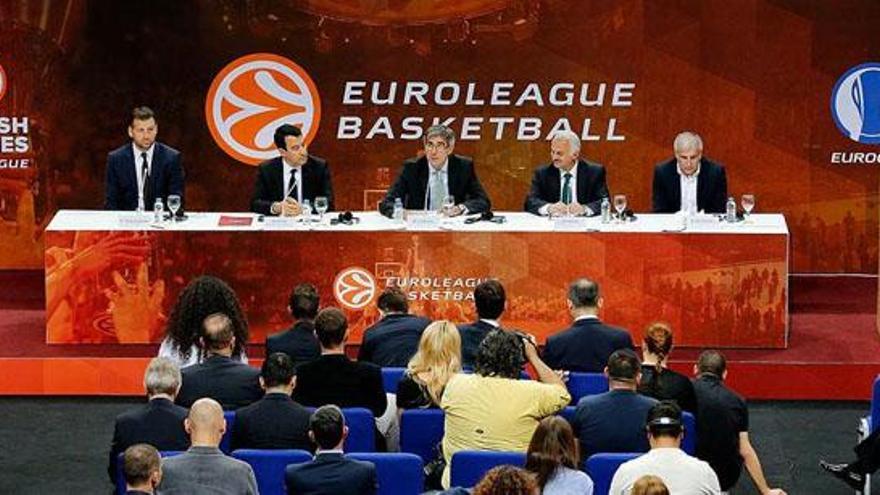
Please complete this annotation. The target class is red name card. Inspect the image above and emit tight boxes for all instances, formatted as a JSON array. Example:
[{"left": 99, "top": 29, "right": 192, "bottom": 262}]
[{"left": 217, "top": 215, "right": 254, "bottom": 227}]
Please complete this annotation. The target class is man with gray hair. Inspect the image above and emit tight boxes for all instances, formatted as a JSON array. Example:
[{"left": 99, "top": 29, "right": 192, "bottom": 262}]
[
  {"left": 379, "top": 124, "right": 490, "bottom": 217},
  {"left": 160, "top": 397, "right": 258, "bottom": 494},
  {"left": 525, "top": 129, "right": 610, "bottom": 217},
  {"left": 108, "top": 357, "right": 190, "bottom": 484},
  {"left": 652, "top": 131, "right": 728, "bottom": 214}
]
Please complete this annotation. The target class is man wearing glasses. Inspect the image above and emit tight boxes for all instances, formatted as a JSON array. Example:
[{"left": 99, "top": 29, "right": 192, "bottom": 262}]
[{"left": 379, "top": 125, "right": 490, "bottom": 217}]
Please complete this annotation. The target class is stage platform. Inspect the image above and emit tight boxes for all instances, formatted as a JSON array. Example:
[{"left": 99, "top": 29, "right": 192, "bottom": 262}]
[{"left": 0, "top": 271, "right": 876, "bottom": 400}]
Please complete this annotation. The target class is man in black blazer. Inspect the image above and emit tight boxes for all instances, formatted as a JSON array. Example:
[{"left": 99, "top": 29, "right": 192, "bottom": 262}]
[
  {"left": 358, "top": 287, "right": 430, "bottom": 367},
  {"left": 105, "top": 106, "right": 184, "bottom": 211},
  {"left": 379, "top": 125, "right": 490, "bottom": 217},
  {"left": 458, "top": 279, "right": 506, "bottom": 369},
  {"left": 266, "top": 283, "right": 321, "bottom": 369},
  {"left": 230, "top": 353, "right": 312, "bottom": 451},
  {"left": 652, "top": 131, "right": 728, "bottom": 214},
  {"left": 251, "top": 123, "right": 334, "bottom": 216},
  {"left": 176, "top": 313, "right": 263, "bottom": 410},
  {"left": 286, "top": 405, "right": 378, "bottom": 495},
  {"left": 108, "top": 357, "right": 189, "bottom": 484},
  {"left": 543, "top": 278, "right": 634, "bottom": 372},
  {"left": 525, "top": 130, "right": 609, "bottom": 216}
]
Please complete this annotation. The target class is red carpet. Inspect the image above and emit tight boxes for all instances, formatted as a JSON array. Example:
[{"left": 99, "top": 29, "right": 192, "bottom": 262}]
[{"left": 0, "top": 271, "right": 877, "bottom": 399}]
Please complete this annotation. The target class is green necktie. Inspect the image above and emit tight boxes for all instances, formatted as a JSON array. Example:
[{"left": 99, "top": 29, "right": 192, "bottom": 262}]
[{"left": 561, "top": 172, "right": 573, "bottom": 204}]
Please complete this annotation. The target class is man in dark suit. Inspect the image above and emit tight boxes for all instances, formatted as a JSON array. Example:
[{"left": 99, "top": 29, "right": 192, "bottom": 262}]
[
  {"left": 251, "top": 124, "right": 334, "bottom": 216},
  {"left": 543, "top": 278, "right": 634, "bottom": 372},
  {"left": 266, "top": 283, "right": 321, "bottom": 369},
  {"left": 176, "top": 313, "right": 263, "bottom": 410},
  {"left": 105, "top": 106, "right": 184, "bottom": 211},
  {"left": 231, "top": 352, "right": 312, "bottom": 451},
  {"left": 121, "top": 444, "right": 163, "bottom": 494},
  {"left": 525, "top": 130, "right": 609, "bottom": 216},
  {"left": 286, "top": 405, "right": 378, "bottom": 495},
  {"left": 379, "top": 125, "right": 490, "bottom": 217},
  {"left": 652, "top": 131, "right": 728, "bottom": 214},
  {"left": 458, "top": 279, "right": 506, "bottom": 369},
  {"left": 358, "top": 287, "right": 430, "bottom": 367},
  {"left": 108, "top": 357, "right": 189, "bottom": 484}
]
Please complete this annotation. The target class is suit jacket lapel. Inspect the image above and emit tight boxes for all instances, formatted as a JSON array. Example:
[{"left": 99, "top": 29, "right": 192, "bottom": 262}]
[
  {"left": 127, "top": 145, "right": 139, "bottom": 194},
  {"left": 696, "top": 158, "right": 708, "bottom": 210},
  {"left": 301, "top": 157, "right": 314, "bottom": 201},
  {"left": 547, "top": 166, "right": 561, "bottom": 202},
  {"left": 576, "top": 160, "right": 589, "bottom": 204},
  {"left": 273, "top": 157, "right": 286, "bottom": 201},
  {"left": 668, "top": 164, "right": 682, "bottom": 209},
  {"left": 447, "top": 154, "right": 460, "bottom": 198},
  {"left": 415, "top": 157, "right": 429, "bottom": 209}
]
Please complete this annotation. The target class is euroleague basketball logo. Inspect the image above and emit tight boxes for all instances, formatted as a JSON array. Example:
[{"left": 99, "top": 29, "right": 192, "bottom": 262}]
[
  {"left": 334, "top": 267, "right": 377, "bottom": 310},
  {"left": 205, "top": 53, "right": 322, "bottom": 165},
  {"left": 831, "top": 62, "right": 880, "bottom": 145},
  {"left": 0, "top": 63, "right": 7, "bottom": 102}
]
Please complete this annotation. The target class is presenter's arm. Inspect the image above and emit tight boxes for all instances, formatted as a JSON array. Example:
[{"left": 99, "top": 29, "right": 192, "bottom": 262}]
[
  {"left": 461, "top": 162, "right": 490, "bottom": 214},
  {"left": 379, "top": 163, "right": 410, "bottom": 217},
  {"left": 250, "top": 166, "right": 274, "bottom": 215},
  {"left": 524, "top": 168, "right": 548, "bottom": 215},
  {"left": 167, "top": 150, "right": 185, "bottom": 205},
  {"left": 104, "top": 153, "right": 120, "bottom": 210},
  {"left": 651, "top": 165, "right": 665, "bottom": 213},
  {"left": 709, "top": 165, "right": 729, "bottom": 214}
]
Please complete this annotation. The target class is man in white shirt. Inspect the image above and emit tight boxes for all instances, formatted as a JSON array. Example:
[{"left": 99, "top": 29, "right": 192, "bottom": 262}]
[
  {"left": 609, "top": 401, "right": 721, "bottom": 495},
  {"left": 651, "top": 131, "right": 728, "bottom": 214}
]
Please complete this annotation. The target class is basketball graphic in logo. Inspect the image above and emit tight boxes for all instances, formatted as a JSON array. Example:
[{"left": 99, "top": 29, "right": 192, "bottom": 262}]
[
  {"left": 0, "top": 63, "right": 7, "bottom": 103},
  {"left": 205, "top": 53, "right": 322, "bottom": 165},
  {"left": 831, "top": 62, "right": 880, "bottom": 145},
  {"left": 334, "top": 267, "right": 377, "bottom": 310}
]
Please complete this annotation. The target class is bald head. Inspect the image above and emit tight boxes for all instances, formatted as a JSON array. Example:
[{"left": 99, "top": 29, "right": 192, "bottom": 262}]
[{"left": 185, "top": 398, "right": 226, "bottom": 446}]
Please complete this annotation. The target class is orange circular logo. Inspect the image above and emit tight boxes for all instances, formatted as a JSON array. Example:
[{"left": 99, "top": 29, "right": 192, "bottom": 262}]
[
  {"left": 334, "top": 267, "right": 377, "bottom": 310},
  {"left": 0, "top": 63, "right": 7, "bottom": 103},
  {"left": 205, "top": 53, "right": 321, "bottom": 165}
]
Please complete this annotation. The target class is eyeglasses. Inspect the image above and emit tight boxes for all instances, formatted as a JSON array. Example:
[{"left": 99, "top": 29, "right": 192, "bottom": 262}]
[{"left": 425, "top": 141, "right": 448, "bottom": 151}]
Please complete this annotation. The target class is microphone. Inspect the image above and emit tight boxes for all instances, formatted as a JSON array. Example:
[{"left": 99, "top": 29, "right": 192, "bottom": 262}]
[
  {"left": 331, "top": 211, "right": 359, "bottom": 225},
  {"left": 464, "top": 211, "right": 506, "bottom": 224}
]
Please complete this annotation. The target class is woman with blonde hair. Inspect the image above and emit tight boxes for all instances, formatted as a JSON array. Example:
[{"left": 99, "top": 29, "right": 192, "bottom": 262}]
[
  {"left": 396, "top": 320, "right": 462, "bottom": 409},
  {"left": 637, "top": 322, "right": 697, "bottom": 413}
]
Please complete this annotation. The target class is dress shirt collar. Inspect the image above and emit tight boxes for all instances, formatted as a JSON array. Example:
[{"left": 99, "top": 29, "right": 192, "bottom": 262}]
[
  {"left": 574, "top": 314, "right": 599, "bottom": 322},
  {"left": 427, "top": 158, "right": 449, "bottom": 175},
  {"left": 479, "top": 318, "right": 500, "bottom": 328},
  {"left": 132, "top": 142, "right": 155, "bottom": 170}
]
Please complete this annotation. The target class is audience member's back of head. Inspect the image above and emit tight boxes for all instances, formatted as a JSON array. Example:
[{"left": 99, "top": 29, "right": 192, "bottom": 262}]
[
  {"left": 474, "top": 279, "right": 506, "bottom": 320},
  {"left": 261, "top": 352, "right": 295, "bottom": 388},
  {"left": 407, "top": 320, "right": 462, "bottom": 404},
  {"left": 377, "top": 287, "right": 409, "bottom": 314},
  {"left": 606, "top": 348, "right": 640, "bottom": 383},
  {"left": 525, "top": 416, "right": 580, "bottom": 488},
  {"left": 632, "top": 475, "right": 670, "bottom": 495},
  {"left": 646, "top": 401, "right": 683, "bottom": 439},
  {"left": 568, "top": 278, "right": 600, "bottom": 309},
  {"left": 310, "top": 405, "right": 345, "bottom": 450},
  {"left": 144, "top": 357, "right": 181, "bottom": 398},
  {"left": 163, "top": 275, "right": 249, "bottom": 359},
  {"left": 474, "top": 329, "right": 524, "bottom": 379},
  {"left": 187, "top": 398, "right": 225, "bottom": 444},
  {"left": 643, "top": 322, "right": 674, "bottom": 359},
  {"left": 201, "top": 313, "right": 235, "bottom": 353},
  {"left": 697, "top": 349, "right": 727, "bottom": 377},
  {"left": 473, "top": 465, "right": 539, "bottom": 495},
  {"left": 314, "top": 308, "right": 348, "bottom": 349},
  {"left": 289, "top": 283, "right": 320, "bottom": 320},
  {"left": 123, "top": 443, "right": 161, "bottom": 490}
]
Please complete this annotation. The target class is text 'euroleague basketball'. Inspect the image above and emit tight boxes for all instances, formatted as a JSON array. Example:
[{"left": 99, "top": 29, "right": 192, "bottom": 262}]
[{"left": 205, "top": 53, "right": 322, "bottom": 166}]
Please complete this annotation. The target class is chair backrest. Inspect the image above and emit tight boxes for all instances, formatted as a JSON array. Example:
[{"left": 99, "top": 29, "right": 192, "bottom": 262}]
[
  {"left": 231, "top": 449, "right": 312, "bottom": 495},
  {"left": 341, "top": 407, "right": 376, "bottom": 452},
  {"left": 220, "top": 410, "right": 235, "bottom": 453},
  {"left": 585, "top": 452, "right": 640, "bottom": 495},
  {"left": 399, "top": 408, "right": 445, "bottom": 463},
  {"left": 347, "top": 452, "right": 424, "bottom": 495},
  {"left": 450, "top": 450, "right": 527, "bottom": 488},
  {"left": 682, "top": 411, "right": 696, "bottom": 455},
  {"left": 871, "top": 375, "right": 880, "bottom": 433},
  {"left": 567, "top": 372, "right": 609, "bottom": 404},
  {"left": 558, "top": 405, "right": 576, "bottom": 424},
  {"left": 382, "top": 367, "right": 406, "bottom": 394}
]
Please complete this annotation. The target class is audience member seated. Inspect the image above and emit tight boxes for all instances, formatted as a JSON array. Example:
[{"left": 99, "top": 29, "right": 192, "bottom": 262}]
[
  {"left": 265, "top": 283, "right": 321, "bottom": 369},
  {"left": 230, "top": 352, "right": 312, "bottom": 451},
  {"left": 693, "top": 350, "right": 786, "bottom": 495},
  {"left": 108, "top": 357, "right": 189, "bottom": 483},
  {"left": 525, "top": 416, "right": 594, "bottom": 495},
  {"left": 397, "top": 320, "right": 462, "bottom": 410},
  {"left": 609, "top": 401, "right": 720, "bottom": 495},
  {"left": 358, "top": 287, "right": 431, "bottom": 367},
  {"left": 285, "top": 405, "right": 378, "bottom": 495},
  {"left": 571, "top": 349, "right": 657, "bottom": 461},
  {"left": 175, "top": 313, "right": 262, "bottom": 410},
  {"left": 631, "top": 475, "right": 670, "bottom": 495},
  {"left": 122, "top": 444, "right": 162, "bottom": 495},
  {"left": 158, "top": 275, "right": 249, "bottom": 368},
  {"left": 458, "top": 279, "right": 506, "bottom": 369},
  {"left": 473, "top": 465, "right": 540, "bottom": 495},
  {"left": 440, "top": 329, "right": 571, "bottom": 488},
  {"left": 159, "top": 398, "right": 258, "bottom": 494},
  {"left": 543, "top": 278, "right": 633, "bottom": 372},
  {"left": 637, "top": 322, "right": 697, "bottom": 413}
]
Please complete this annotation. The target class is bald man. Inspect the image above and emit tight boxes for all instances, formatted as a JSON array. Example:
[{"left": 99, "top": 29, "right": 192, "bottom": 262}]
[{"left": 159, "top": 398, "right": 258, "bottom": 494}]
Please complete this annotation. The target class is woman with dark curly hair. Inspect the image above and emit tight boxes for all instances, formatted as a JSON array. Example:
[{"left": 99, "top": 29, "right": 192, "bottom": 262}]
[
  {"left": 525, "top": 416, "right": 594, "bottom": 494},
  {"left": 472, "top": 465, "right": 539, "bottom": 495},
  {"left": 157, "top": 275, "right": 249, "bottom": 367}
]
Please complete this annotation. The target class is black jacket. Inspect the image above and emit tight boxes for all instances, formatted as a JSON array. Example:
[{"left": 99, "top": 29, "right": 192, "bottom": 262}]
[
  {"left": 285, "top": 452, "right": 377, "bottom": 495},
  {"left": 293, "top": 354, "right": 387, "bottom": 417},
  {"left": 176, "top": 355, "right": 263, "bottom": 410},
  {"left": 250, "top": 155, "right": 334, "bottom": 214},
  {"left": 524, "top": 159, "right": 609, "bottom": 215},
  {"left": 231, "top": 393, "right": 313, "bottom": 451},
  {"left": 457, "top": 320, "right": 498, "bottom": 369},
  {"left": 379, "top": 154, "right": 490, "bottom": 216},
  {"left": 105, "top": 142, "right": 184, "bottom": 211},
  {"left": 651, "top": 157, "right": 728, "bottom": 214},
  {"left": 107, "top": 398, "right": 189, "bottom": 483},
  {"left": 358, "top": 314, "right": 430, "bottom": 367},
  {"left": 266, "top": 320, "right": 321, "bottom": 369},
  {"left": 543, "top": 318, "right": 634, "bottom": 372}
]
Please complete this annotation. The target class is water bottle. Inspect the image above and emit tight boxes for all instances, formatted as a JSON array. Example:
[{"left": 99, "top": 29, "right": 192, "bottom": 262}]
[
  {"left": 392, "top": 197, "right": 405, "bottom": 224},
  {"left": 600, "top": 197, "right": 611, "bottom": 224},
  {"left": 153, "top": 198, "right": 164, "bottom": 223},
  {"left": 725, "top": 196, "right": 736, "bottom": 223},
  {"left": 301, "top": 199, "right": 312, "bottom": 223}
]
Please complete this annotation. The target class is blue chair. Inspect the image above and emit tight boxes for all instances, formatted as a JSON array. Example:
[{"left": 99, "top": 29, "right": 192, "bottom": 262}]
[
  {"left": 347, "top": 452, "right": 424, "bottom": 495},
  {"left": 399, "top": 408, "right": 445, "bottom": 463},
  {"left": 341, "top": 407, "right": 376, "bottom": 452},
  {"left": 221, "top": 410, "right": 235, "bottom": 453},
  {"left": 450, "top": 450, "right": 527, "bottom": 488},
  {"left": 232, "top": 449, "right": 311, "bottom": 495},
  {"left": 558, "top": 405, "right": 576, "bottom": 424},
  {"left": 585, "top": 452, "right": 640, "bottom": 495},
  {"left": 382, "top": 367, "right": 407, "bottom": 394},
  {"left": 682, "top": 411, "right": 696, "bottom": 456},
  {"left": 116, "top": 451, "right": 184, "bottom": 495},
  {"left": 567, "top": 372, "right": 608, "bottom": 404}
]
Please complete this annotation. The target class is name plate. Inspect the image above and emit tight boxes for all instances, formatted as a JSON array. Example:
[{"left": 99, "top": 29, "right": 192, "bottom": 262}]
[
  {"left": 263, "top": 216, "right": 304, "bottom": 229},
  {"left": 117, "top": 213, "right": 152, "bottom": 226},
  {"left": 553, "top": 216, "right": 589, "bottom": 231},
  {"left": 407, "top": 214, "right": 442, "bottom": 230}
]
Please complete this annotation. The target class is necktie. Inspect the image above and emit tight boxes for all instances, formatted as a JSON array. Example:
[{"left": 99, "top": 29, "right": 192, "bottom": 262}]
[
  {"left": 141, "top": 152, "right": 151, "bottom": 204},
  {"left": 562, "top": 172, "right": 573, "bottom": 204},
  {"left": 429, "top": 170, "right": 445, "bottom": 211},
  {"left": 287, "top": 168, "right": 299, "bottom": 201}
]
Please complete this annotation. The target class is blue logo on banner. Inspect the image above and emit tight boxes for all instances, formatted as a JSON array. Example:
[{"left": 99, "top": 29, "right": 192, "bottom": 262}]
[{"left": 832, "top": 63, "right": 880, "bottom": 144}]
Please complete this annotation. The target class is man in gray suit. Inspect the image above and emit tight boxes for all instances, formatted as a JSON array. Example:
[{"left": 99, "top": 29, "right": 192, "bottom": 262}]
[{"left": 159, "top": 398, "right": 258, "bottom": 494}]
